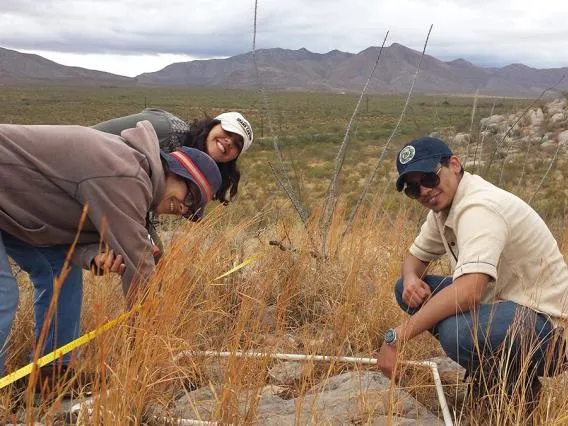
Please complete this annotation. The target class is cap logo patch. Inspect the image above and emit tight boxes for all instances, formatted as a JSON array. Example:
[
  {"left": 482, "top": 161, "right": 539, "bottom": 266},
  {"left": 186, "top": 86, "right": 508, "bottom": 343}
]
[
  {"left": 236, "top": 117, "right": 253, "bottom": 140},
  {"left": 399, "top": 146, "right": 415, "bottom": 165}
]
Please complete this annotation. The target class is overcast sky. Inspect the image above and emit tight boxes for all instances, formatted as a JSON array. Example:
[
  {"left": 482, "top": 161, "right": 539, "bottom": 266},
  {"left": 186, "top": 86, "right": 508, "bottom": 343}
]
[{"left": 1, "top": 0, "right": 567, "bottom": 77}]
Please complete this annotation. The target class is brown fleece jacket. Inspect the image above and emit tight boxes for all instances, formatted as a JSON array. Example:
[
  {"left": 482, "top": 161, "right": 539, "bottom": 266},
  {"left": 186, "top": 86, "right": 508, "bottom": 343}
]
[{"left": 0, "top": 120, "right": 165, "bottom": 295}]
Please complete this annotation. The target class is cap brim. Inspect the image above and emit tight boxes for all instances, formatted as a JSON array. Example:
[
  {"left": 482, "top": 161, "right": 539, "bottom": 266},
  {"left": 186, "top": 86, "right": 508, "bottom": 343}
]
[
  {"left": 396, "top": 157, "right": 440, "bottom": 191},
  {"left": 160, "top": 151, "right": 207, "bottom": 212},
  {"left": 220, "top": 122, "right": 248, "bottom": 142},
  {"left": 218, "top": 121, "right": 252, "bottom": 152}
]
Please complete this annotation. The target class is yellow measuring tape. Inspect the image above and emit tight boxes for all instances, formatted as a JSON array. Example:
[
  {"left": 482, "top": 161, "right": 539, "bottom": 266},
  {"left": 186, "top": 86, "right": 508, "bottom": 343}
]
[
  {"left": 0, "top": 255, "right": 259, "bottom": 390},
  {"left": 211, "top": 254, "right": 261, "bottom": 281}
]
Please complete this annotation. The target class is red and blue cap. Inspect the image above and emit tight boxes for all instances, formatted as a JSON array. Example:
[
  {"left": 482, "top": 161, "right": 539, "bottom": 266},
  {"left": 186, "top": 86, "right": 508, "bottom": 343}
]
[
  {"left": 160, "top": 147, "right": 222, "bottom": 216},
  {"left": 396, "top": 137, "right": 453, "bottom": 192}
]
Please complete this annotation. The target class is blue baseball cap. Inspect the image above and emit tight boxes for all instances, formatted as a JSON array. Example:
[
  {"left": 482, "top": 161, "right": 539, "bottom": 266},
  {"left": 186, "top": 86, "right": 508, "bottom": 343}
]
[{"left": 395, "top": 137, "right": 453, "bottom": 192}]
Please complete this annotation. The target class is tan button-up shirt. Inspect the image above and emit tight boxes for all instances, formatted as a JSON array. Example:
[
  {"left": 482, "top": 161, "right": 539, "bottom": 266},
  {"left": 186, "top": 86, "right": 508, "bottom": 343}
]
[{"left": 410, "top": 172, "right": 568, "bottom": 325}]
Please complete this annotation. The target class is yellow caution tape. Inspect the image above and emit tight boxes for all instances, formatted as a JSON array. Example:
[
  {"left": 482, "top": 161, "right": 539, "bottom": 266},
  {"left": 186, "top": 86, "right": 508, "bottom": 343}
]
[{"left": 0, "top": 254, "right": 259, "bottom": 390}]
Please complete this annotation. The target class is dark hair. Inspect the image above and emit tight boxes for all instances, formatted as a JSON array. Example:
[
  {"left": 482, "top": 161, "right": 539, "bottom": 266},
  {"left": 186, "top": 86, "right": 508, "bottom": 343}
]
[
  {"left": 182, "top": 117, "right": 241, "bottom": 204},
  {"left": 440, "top": 155, "right": 464, "bottom": 175}
]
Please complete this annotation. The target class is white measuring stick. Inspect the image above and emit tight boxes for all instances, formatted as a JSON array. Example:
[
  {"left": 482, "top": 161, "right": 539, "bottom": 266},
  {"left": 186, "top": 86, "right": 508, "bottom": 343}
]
[
  {"left": 176, "top": 350, "right": 453, "bottom": 426},
  {"left": 404, "top": 360, "right": 453, "bottom": 426},
  {"left": 156, "top": 419, "right": 219, "bottom": 425},
  {"left": 68, "top": 393, "right": 221, "bottom": 426}
]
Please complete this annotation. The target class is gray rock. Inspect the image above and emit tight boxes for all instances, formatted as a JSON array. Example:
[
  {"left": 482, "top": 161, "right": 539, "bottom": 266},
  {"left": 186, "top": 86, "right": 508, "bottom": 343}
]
[
  {"left": 256, "top": 371, "right": 443, "bottom": 425},
  {"left": 546, "top": 98, "right": 567, "bottom": 116},
  {"left": 427, "top": 356, "right": 465, "bottom": 381},
  {"left": 480, "top": 114, "right": 505, "bottom": 132},
  {"left": 171, "top": 386, "right": 219, "bottom": 420},
  {"left": 541, "top": 141, "right": 558, "bottom": 151},
  {"left": 558, "top": 129, "right": 568, "bottom": 145},
  {"left": 528, "top": 108, "right": 544, "bottom": 127},
  {"left": 268, "top": 361, "right": 304, "bottom": 385},
  {"left": 170, "top": 371, "right": 444, "bottom": 425},
  {"left": 550, "top": 112, "right": 566, "bottom": 124},
  {"left": 450, "top": 133, "right": 470, "bottom": 145}
]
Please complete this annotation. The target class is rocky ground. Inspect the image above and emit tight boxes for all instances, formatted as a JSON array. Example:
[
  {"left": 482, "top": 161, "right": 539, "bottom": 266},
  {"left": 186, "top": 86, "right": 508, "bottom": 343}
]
[
  {"left": 441, "top": 97, "right": 568, "bottom": 161},
  {"left": 9, "top": 355, "right": 464, "bottom": 425}
]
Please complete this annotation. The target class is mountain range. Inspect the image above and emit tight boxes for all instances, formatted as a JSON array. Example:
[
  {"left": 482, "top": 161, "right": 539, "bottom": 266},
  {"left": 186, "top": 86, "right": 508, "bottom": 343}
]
[{"left": 1, "top": 44, "right": 567, "bottom": 96}]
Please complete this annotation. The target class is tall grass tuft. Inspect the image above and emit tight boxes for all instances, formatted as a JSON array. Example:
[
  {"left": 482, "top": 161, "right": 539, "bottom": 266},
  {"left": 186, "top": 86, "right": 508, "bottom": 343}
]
[{"left": 1, "top": 196, "right": 566, "bottom": 424}]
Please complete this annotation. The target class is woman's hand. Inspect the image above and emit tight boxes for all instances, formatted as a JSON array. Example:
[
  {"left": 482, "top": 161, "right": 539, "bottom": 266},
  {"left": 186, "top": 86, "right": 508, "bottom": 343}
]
[{"left": 92, "top": 249, "right": 126, "bottom": 276}]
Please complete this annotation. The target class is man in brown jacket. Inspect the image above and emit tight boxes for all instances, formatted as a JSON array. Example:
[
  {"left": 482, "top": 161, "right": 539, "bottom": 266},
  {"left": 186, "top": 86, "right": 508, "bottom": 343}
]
[{"left": 0, "top": 120, "right": 221, "bottom": 373}]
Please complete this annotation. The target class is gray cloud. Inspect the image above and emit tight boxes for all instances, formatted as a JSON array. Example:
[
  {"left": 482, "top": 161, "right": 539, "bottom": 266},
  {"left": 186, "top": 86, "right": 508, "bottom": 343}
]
[{"left": 1, "top": 0, "right": 567, "bottom": 74}]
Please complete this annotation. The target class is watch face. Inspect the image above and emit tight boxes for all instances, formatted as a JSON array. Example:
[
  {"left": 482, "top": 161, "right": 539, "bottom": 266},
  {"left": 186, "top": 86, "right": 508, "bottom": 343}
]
[{"left": 384, "top": 329, "right": 396, "bottom": 344}]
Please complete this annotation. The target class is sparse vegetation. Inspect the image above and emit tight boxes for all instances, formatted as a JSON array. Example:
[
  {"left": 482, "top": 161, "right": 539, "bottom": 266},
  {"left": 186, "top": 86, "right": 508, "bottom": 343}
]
[{"left": 1, "top": 86, "right": 567, "bottom": 424}]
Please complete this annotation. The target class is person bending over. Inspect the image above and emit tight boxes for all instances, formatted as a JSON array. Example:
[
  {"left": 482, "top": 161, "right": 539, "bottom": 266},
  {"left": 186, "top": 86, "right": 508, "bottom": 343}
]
[{"left": 0, "top": 121, "right": 221, "bottom": 379}]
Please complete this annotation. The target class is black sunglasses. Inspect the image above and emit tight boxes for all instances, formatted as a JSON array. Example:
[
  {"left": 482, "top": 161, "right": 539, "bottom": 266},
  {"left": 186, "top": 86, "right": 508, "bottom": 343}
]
[{"left": 403, "top": 166, "right": 442, "bottom": 199}]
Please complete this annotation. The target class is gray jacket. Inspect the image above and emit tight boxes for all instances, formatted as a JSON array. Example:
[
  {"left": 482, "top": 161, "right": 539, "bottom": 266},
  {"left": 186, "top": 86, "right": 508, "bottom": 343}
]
[{"left": 0, "top": 121, "right": 165, "bottom": 294}]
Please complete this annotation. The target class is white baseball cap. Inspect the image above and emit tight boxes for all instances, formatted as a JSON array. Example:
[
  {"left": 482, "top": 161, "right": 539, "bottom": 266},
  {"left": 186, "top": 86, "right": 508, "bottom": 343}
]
[{"left": 215, "top": 112, "right": 254, "bottom": 153}]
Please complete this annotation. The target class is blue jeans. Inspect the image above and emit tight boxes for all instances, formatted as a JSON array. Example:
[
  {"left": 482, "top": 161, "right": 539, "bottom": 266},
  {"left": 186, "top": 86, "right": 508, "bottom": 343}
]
[
  {"left": 0, "top": 232, "right": 83, "bottom": 373},
  {"left": 0, "top": 234, "right": 19, "bottom": 374},
  {"left": 395, "top": 275, "right": 566, "bottom": 395}
]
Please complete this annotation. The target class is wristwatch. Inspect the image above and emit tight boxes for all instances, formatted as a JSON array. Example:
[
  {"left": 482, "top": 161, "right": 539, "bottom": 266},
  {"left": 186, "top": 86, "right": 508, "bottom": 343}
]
[{"left": 384, "top": 328, "right": 397, "bottom": 345}]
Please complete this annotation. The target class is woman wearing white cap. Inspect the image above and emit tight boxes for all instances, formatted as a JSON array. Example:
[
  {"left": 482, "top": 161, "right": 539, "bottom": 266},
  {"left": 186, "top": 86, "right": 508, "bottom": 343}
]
[
  {"left": 93, "top": 109, "right": 254, "bottom": 253},
  {"left": 93, "top": 108, "right": 254, "bottom": 204}
]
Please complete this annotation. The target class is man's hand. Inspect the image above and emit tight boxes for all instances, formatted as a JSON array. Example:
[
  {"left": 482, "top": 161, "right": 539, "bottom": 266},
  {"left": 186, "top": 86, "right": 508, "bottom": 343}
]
[
  {"left": 402, "top": 275, "right": 431, "bottom": 308},
  {"left": 92, "top": 249, "right": 126, "bottom": 276},
  {"left": 376, "top": 342, "right": 399, "bottom": 380}
]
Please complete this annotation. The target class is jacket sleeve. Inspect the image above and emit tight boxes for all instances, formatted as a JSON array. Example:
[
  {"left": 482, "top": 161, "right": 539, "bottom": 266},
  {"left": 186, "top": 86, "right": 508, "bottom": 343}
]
[
  {"left": 76, "top": 173, "right": 155, "bottom": 296},
  {"left": 72, "top": 243, "right": 101, "bottom": 271}
]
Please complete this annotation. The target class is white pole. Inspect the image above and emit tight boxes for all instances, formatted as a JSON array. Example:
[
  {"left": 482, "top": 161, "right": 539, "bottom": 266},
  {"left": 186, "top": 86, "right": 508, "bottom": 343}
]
[
  {"left": 68, "top": 395, "right": 221, "bottom": 426},
  {"left": 405, "top": 361, "right": 453, "bottom": 426},
  {"left": 157, "top": 418, "right": 219, "bottom": 425},
  {"left": 176, "top": 350, "right": 454, "bottom": 426}
]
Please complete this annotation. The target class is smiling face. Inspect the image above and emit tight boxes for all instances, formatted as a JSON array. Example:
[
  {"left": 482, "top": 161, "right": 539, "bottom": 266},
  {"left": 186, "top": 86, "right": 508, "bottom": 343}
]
[
  {"left": 404, "top": 156, "right": 463, "bottom": 213},
  {"left": 205, "top": 124, "right": 243, "bottom": 163},
  {"left": 155, "top": 174, "right": 201, "bottom": 217}
]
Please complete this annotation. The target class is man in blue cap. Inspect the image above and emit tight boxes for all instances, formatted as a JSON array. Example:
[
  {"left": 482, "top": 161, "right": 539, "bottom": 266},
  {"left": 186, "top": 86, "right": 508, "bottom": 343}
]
[{"left": 377, "top": 136, "right": 568, "bottom": 413}]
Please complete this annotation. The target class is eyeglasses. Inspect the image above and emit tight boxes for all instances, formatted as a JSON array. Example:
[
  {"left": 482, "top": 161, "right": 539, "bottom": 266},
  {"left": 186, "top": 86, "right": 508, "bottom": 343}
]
[
  {"left": 183, "top": 182, "right": 201, "bottom": 218},
  {"left": 403, "top": 166, "right": 442, "bottom": 199}
]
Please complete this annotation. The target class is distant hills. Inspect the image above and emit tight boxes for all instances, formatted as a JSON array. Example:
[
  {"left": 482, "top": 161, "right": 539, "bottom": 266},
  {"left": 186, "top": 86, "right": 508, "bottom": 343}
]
[
  {"left": 1, "top": 44, "right": 567, "bottom": 96},
  {"left": 0, "top": 47, "right": 133, "bottom": 86}
]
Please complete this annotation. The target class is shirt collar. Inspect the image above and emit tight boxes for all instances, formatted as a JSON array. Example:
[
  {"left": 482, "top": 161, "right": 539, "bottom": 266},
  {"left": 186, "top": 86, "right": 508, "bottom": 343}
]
[{"left": 436, "top": 171, "right": 473, "bottom": 229}]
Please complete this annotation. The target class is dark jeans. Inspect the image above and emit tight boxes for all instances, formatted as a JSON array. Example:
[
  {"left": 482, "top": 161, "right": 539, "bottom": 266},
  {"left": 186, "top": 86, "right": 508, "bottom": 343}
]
[{"left": 395, "top": 275, "right": 566, "bottom": 397}]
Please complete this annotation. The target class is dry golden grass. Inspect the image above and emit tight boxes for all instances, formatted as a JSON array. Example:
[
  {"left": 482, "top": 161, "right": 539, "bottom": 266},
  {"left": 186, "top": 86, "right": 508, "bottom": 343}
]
[
  {"left": 0, "top": 87, "right": 567, "bottom": 424},
  {"left": 0, "top": 196, "right": 567, "bottom": 425}
]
